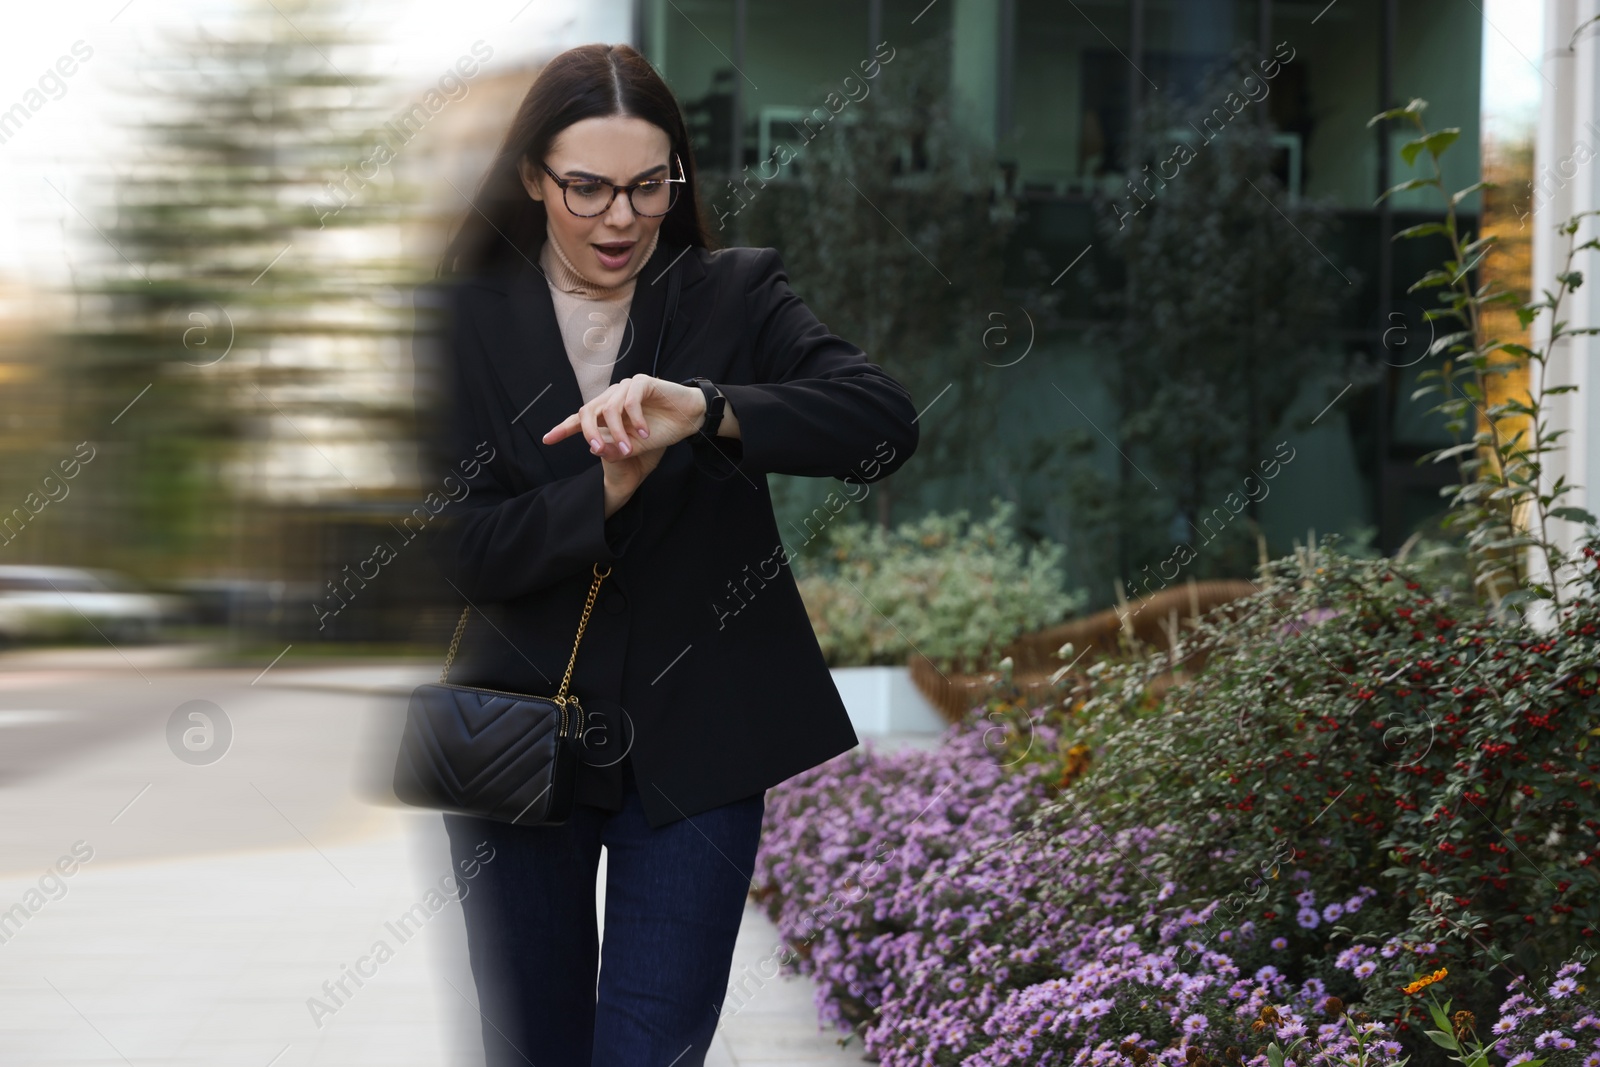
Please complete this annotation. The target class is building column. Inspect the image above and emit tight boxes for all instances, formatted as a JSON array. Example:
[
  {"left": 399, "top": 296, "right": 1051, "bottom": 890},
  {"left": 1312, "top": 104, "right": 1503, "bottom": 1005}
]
[
  {"left": 1536, "top": 0, "right": 1600, "bottom": 581},
  {"left": 950, "top": 0, "right": 1002, "bottom": 153},
  {"left": 637, "top": 0, "right": 669, "bottom": 70},
  {"left": 729, "top": 0, "right": 746, "bottom": 175}
]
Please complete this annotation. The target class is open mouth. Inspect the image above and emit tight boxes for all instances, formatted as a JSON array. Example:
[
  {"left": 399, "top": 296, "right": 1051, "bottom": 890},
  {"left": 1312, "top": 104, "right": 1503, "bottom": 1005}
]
[{"left": 592, "top": 240, "right": 637, "bottom": 270}]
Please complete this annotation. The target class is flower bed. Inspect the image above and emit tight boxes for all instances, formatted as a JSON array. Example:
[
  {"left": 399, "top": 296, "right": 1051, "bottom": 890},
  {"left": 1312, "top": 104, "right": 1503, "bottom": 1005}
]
[
  {"left": 751, "top": 540, "right": 1600, "bottom": 1066},
  {"left": 751, "top": 713, "right": 1413, "bottom": 1065}
]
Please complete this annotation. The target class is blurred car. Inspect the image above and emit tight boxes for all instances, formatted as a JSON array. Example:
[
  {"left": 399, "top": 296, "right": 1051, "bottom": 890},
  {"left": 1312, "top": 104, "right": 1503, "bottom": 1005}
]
[
  {"left": 0, "top": 566, "right": 184, "bottom": 646},
  {"left": 173, "top": 577, "right": 302, "bottom": 628}
]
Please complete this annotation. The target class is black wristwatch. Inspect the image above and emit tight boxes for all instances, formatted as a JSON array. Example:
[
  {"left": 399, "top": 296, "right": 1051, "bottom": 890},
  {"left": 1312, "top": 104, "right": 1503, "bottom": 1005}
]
[{"left": 681, "top": 376, "right": 725, "bottom": 438}]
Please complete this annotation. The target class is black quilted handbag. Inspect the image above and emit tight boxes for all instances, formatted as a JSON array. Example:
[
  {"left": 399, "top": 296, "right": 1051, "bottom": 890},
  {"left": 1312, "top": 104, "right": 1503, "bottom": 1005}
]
[{"left": 392, "top": 563, "right": 610, "bottom": 826}]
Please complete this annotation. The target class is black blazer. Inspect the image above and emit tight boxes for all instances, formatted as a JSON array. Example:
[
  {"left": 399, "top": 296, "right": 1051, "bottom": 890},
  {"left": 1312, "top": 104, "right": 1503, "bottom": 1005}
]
[{"left": 412, "top": 236, "right": 919, "bottom": 828}]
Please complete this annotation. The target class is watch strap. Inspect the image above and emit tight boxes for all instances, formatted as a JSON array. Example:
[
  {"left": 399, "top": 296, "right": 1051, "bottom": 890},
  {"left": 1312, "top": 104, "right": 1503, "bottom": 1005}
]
[{"left": 682, "top": 376, "right": 724, "bottom": 438}]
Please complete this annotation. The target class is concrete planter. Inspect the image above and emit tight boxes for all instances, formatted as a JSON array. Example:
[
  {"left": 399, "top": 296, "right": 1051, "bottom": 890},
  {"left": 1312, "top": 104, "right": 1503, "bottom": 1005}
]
[{"left": 829, "top": 665, "right": 947, "bottom": 736}]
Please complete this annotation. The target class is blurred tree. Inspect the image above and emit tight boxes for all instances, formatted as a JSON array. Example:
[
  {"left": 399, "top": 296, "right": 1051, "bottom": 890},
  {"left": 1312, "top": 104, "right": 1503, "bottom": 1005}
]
[
  {"left": 1078, "top": 53, "right": 1355, "bottom": 588},
  {"left": 53, "top": 0, "right": 418, "bottom": 584},
  {"left": 735, "top": 34, "right": 1040, "bottom": 534},
  {"left": 1478, "top": 133, "right": 1535, "bottom": 457}
]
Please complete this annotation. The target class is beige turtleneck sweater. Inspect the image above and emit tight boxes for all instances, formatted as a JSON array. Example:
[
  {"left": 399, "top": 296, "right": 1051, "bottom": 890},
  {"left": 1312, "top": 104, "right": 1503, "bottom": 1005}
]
[{"left": 538, "top": 222, "right": 661, "bottom": 404}]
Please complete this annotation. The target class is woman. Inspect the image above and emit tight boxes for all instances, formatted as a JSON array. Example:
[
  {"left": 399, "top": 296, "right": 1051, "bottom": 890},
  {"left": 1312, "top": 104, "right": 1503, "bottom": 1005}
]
[{"left": 415, "top": 43, "right": 919, "bottom": 1066}]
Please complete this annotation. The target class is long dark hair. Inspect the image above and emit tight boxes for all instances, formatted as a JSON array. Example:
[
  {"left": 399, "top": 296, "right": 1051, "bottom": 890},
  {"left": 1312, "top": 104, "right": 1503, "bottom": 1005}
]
[{"left": 437, "top": 44, "right": 716, "bottom": 278}]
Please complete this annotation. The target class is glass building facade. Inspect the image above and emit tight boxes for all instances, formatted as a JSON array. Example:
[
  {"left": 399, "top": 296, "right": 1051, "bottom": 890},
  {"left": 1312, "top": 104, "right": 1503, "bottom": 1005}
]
[{"left": 631, "top": 0, "right": 1483, "bottom": 567}]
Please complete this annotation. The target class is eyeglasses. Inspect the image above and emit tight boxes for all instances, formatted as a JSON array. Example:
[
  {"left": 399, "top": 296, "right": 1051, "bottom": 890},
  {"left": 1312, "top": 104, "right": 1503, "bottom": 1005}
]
[{"left": 540, "top": 153, "right": 686, "bottom": 218}]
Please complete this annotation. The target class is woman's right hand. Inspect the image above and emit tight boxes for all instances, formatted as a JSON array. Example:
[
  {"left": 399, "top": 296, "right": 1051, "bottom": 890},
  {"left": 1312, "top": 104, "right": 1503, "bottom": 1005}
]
[{"left": 601, "top": 431, "right": 665, "bottom": 517}]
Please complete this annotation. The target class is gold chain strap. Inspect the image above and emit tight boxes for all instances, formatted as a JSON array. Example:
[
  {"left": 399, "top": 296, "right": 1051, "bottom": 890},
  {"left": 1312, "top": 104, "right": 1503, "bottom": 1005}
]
[
  {"left": 556, "top": 562, "right": 611, "bottom": 704},
  {"left": 439, "top": 606, "right": 473, "bottom": 684},
  {"left": 439, "top": 563, "right": 613, "bottom": 705}
]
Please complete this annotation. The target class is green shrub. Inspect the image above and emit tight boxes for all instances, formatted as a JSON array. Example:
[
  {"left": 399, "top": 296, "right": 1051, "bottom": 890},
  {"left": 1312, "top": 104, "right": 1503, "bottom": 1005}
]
[
  {"left": 794, "top": 496, "right": 1085, "bottom": 671},
  {"left": 1050, "top": 533, "right": 1600, "bottom": 1031}
]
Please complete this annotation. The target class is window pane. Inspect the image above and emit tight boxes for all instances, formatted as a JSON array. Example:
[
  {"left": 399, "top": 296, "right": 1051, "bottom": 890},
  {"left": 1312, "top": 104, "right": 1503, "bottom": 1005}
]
[{"left": 1014, "top": 0, "right": 1132, "bottom": 195}]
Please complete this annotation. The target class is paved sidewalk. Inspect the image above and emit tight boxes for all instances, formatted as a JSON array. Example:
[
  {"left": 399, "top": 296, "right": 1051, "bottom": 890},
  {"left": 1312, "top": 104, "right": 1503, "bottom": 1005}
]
[
  {"left": 0, "top": 658, "right": 906, "bottom": 1066},
  {"left": 0, "top": 816, "right": 865, "bottom": 1065}
]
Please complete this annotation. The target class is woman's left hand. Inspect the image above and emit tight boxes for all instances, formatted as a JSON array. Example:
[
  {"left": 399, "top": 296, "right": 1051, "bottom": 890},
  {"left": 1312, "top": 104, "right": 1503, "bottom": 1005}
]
[{"left": 543, "top": 374, "right": 705, "bottom": 460}]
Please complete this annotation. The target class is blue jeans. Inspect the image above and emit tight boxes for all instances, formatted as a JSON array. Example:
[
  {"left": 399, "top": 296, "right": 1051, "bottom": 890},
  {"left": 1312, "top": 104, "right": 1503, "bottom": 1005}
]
[{"left": 442, "top": 759, "right": 766, "bottom": 1066}]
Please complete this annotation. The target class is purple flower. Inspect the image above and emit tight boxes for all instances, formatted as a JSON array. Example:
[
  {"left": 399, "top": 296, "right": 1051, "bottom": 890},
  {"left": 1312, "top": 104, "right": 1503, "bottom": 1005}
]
[
  {"left": 1295, "top": 890, "right": 1316, "bottom": 907},
  {"left": 1343, "top": 894, "right": 1364, "bottom": 914},
  {"left": 1296, "top": 908, "right": 1319, "bottom": 930},
  {"left": 1353, "top": 961, "right": 1376, "bottom": 978},
  {"left": 1271, "top": 937, "right": 1288, "bottom": 951},
  {"left": 1552, "top": 977, "right": 1579, "bottom": 999},
  {"left": 1321, "top": 902, "right": 1344, "bottom": 922},
  {"left": 1492, "top": 1018, "right": 1517, "bottom": 1035},
  {"left": 1183, "top": 1014, "right": 1209, "bottom": 1035},
  {"left": 1535, "top": 1030, "right": 1567, "bottom": 1050}
]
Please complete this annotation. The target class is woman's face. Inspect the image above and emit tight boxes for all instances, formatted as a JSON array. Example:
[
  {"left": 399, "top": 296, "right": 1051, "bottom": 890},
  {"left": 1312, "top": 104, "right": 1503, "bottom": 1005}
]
[{"left": 518, "top": 115, "right": 673, "bottom": 283}]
